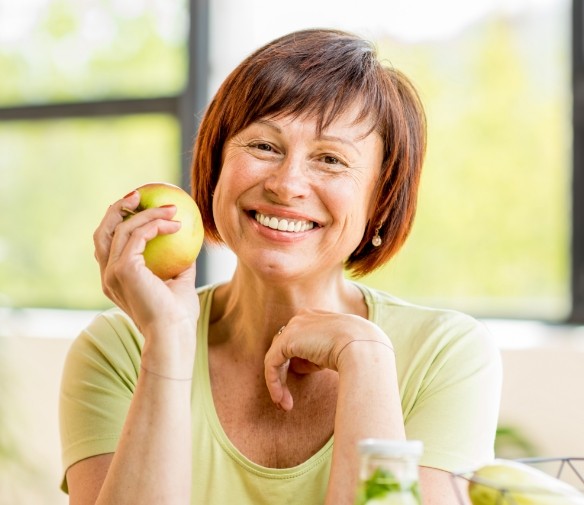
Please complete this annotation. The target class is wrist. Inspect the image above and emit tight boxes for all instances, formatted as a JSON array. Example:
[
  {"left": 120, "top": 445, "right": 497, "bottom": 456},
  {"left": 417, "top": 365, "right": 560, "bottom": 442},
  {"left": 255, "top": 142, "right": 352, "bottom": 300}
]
[
  {"left": 140, "top": 322, "right": 197, "bottom": 378},
  {"left": 335, "top": 338, "right": 395, "bottom": 373}
]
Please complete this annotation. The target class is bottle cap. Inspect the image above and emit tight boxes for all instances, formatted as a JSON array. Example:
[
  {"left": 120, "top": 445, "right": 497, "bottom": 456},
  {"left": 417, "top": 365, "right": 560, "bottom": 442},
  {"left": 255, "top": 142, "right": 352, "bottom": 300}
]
[{"left": 358, "top": 439, "right": 424, "bottom": 458}]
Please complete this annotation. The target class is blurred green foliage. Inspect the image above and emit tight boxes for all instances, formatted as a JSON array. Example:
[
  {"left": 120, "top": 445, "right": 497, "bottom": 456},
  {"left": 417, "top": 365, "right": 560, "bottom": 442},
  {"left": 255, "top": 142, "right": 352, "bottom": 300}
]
[
  {"left": 0, "top": 0, "right": 187, "bottom": 105},
  {"left": 359, "top": 13, "right": 570, "bottom": 320},
  {"left": 0, "top": 2, "right": 571, "bottom": 320},
  {"left": 0, "top": 0, "right": 185, "bottom": 309},
  {"left": 0, "top": 115, "right": 180, "bottom": 309}
]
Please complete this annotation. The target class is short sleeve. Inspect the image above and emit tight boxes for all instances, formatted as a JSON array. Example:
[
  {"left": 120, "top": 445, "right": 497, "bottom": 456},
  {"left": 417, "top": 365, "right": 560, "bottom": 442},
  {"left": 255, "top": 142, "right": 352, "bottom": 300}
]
[
  {"left": 59, "top": 310, "right": 143, "bottom": 492},
  {"left": 403, "top": 315, "right": 502, "bottom": 472}
]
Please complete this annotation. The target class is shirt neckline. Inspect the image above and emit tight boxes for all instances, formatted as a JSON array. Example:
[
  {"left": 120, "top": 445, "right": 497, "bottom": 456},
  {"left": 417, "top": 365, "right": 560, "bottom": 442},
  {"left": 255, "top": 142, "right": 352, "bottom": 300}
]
[{"left": 196, "top": 283, "right": 335, "bottom": 479}]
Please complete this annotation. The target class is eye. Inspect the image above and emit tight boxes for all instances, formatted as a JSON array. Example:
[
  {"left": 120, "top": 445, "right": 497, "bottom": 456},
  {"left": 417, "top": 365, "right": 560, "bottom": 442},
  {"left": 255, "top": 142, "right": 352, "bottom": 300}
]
[
  {"left": 323, "top": 155, "right": 340, "bottom": 165},
  {"left": 252, "top": 142, "right": 274, "bottom": 152},
  {"left": 319, "top": 154, "right": 348, "bottom": 169}
]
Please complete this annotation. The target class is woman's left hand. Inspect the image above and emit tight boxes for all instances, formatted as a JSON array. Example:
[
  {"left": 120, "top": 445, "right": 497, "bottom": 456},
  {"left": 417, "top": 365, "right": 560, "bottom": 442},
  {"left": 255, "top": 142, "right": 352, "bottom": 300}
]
[{"left": 263, "top": 308, "right": 393, "bottom": 411}]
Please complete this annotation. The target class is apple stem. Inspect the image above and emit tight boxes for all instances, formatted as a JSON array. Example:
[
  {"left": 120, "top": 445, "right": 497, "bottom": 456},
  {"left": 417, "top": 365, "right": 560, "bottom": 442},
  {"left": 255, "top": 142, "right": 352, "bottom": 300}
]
[{"left": 121, "top": 207, "right": 137, "bottom": 216}]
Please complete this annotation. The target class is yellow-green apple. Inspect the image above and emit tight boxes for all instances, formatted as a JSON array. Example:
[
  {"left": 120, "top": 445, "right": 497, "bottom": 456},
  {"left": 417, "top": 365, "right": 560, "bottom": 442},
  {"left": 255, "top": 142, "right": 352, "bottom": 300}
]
[{"left": 124, "top": 182, "right": 204, "bottom": 280}]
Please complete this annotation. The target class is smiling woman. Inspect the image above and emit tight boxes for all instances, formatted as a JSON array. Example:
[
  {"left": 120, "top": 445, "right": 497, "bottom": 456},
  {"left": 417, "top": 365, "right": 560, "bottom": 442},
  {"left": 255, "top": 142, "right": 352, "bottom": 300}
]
[{"left": 60, "top": 28, "right": 501, "bottom": 505}]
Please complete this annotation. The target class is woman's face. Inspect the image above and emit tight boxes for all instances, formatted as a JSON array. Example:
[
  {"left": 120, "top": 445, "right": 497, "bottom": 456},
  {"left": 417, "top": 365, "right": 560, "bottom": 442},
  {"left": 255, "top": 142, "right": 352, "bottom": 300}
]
[{"left": 212, "top": 103, "right": 384, "bottom": 282}]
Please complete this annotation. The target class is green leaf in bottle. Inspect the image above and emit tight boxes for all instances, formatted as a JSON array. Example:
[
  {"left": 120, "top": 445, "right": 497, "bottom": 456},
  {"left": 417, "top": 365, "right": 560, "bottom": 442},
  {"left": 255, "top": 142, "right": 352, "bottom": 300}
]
[{"left": 355, "top": 467, "right": 422, "bottom": 505}]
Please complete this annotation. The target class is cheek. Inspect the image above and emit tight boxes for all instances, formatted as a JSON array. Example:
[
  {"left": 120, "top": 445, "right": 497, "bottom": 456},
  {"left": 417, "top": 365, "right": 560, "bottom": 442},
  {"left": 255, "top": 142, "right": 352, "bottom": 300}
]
[
  {"left": 211, "top": 174, "right": 237, "bottom": 237},
  {"left": 328, "top": 176, "right": 377, "bottom": 227},
  {"left": 217, "top": 155, "right": 261, "bottom": 195},
  {"left": 211, "top": 161, "right": 258, "bottom": 234}
]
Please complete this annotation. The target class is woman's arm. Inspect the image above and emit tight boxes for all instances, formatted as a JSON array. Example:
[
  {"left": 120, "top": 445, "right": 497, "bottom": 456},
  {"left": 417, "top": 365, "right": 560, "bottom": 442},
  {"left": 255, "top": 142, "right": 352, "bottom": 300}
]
[
  {"left": 419, "top": 467, "right": 470, "bottom": 505},
  {"left": 66, "top": 330, "right": 194, "bottom": 505},
  {"left": 263, "top": 310, "right": 405, "bottom": 505},
  {"left": 326, "top": 339, "right": 405, "bottom": 505},
  {"left": 65, "top": 191, "right": 199, "bottom": 504}
]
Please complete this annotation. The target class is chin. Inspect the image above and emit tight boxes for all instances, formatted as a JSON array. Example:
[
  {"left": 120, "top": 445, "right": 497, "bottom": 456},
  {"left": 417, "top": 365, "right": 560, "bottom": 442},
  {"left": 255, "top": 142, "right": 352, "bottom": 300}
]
[{"left": 242, "top": 252, "right": 313, "bottom": 282}]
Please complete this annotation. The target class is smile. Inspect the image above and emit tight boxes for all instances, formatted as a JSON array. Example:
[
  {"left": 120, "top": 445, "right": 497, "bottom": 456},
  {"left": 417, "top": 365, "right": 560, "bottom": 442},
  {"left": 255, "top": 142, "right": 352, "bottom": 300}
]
[{"left": 254, "top": 212, "right": 315, "bottom": 232}]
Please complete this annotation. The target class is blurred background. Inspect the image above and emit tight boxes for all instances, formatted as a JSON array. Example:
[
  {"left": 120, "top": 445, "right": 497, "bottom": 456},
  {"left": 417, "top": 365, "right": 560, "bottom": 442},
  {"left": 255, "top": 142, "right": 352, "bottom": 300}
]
[{"left": 1, "top": 0, "right": 583, "bottom": 503}]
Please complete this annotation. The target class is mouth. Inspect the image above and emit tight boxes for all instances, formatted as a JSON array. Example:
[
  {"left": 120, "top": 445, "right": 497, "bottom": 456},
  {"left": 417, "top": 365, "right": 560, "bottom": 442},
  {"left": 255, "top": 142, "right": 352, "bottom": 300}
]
[{"left": 254, "top": 212, "right": 316, "bottom": 233}]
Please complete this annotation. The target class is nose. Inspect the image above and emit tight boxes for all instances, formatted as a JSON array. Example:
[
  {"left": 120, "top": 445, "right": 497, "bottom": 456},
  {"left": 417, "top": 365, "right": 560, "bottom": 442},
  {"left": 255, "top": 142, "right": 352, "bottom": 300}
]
[{"left": 264, "top": 155, "right": 310, "bottom": 202}]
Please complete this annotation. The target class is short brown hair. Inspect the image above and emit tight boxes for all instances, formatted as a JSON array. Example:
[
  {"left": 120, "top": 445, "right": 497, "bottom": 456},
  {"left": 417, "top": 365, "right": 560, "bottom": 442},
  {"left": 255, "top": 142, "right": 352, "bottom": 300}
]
[{"left": 191, "top": 28, "right": 426, "bottom": 276}]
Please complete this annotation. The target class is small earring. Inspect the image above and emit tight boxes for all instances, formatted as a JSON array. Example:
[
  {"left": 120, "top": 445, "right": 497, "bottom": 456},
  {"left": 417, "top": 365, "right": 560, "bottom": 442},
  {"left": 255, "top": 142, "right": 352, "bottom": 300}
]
[{"left": 372, "top": 226, "right": 382, "bottom": 247}]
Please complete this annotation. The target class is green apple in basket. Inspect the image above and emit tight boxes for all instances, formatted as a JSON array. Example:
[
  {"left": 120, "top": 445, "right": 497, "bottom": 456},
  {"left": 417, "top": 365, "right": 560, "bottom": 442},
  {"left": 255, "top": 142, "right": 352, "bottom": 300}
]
[
  {"left": 468, "top": 459, "right": 584, "bottom": 505},
  {"left": 123, "top": 182, "right": 204, "bottom": 280}
]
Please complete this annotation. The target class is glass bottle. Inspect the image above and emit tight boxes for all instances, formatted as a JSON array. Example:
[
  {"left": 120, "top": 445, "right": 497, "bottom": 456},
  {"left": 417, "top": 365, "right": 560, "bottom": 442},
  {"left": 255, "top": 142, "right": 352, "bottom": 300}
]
[{"left": 355, "top": 439, "right": 424, "bottom": 505}]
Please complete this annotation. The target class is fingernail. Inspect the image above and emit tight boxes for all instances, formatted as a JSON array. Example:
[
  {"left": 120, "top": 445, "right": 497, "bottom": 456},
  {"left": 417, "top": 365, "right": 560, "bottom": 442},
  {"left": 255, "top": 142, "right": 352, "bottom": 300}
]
[
  {"left": 160, "top": 204, "right": 176, "bottom": 209},
  {"left": 123, "top": 190, "right": 136, "bottom": 198}
]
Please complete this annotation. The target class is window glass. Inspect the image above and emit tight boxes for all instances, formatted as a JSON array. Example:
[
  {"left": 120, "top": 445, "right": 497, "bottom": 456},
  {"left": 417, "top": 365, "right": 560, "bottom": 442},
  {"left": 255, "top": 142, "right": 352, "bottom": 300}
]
[
  {"left": 0, "top": 0, "right": 187, "bottom": 106},
  {"left": 209, "top": 0, "right": 570, "bottom": 320},
  {"left": 364, "top": 9, "right": 571, "bottom": 320},
  {"left": 0, "top": 115, "right": 180, "bottom": 309}
]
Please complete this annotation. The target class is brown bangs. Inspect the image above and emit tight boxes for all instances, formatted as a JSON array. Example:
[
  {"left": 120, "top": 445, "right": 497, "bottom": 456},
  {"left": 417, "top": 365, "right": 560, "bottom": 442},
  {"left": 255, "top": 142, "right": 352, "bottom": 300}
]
[{"left": 222, "top": 29, "right": 385, "bottom": 137}]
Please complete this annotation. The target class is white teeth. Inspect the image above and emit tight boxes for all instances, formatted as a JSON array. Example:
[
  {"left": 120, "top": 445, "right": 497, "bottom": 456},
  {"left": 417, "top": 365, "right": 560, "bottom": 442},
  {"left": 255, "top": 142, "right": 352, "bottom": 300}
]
[{"left": 255, "top": 212, "right": 315, "bottom": 233}]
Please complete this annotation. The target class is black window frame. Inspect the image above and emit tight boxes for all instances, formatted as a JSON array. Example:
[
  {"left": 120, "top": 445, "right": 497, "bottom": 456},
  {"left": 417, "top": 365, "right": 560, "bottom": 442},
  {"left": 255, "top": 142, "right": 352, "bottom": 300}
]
[
  {"left": 571, "top": 0, "right": 584, "bottom": 323},
  {"left": 0, "top": 0, "right": 582, "bottom": 322}
]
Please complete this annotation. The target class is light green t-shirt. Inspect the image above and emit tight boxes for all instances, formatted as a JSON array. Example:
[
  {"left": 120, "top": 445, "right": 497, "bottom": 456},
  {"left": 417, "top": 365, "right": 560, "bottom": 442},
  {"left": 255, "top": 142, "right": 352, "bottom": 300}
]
[{"left": 59, "top": 282, "right": 502, "bottom": 503}]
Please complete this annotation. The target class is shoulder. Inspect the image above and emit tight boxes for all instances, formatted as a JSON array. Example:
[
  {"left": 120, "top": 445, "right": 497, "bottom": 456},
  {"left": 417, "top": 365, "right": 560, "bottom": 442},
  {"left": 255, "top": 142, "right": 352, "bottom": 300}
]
[
  {"left": 63, "top": 308, "right": 144, "bottom": 388},
  {"left": 355, "top": 282, "right": 500, "bottom": 364},
  {"left": 72, "top": 307, "right": 143, "bottom": 352},
  {"left": 69, "top": 285, "right": 218, "bottom": 365},
  {"left": 356, "top": 281, "right": 486, "bottom": 332},
  {"left": 353, "top": 284, "right": 502, "bottom": 470}
]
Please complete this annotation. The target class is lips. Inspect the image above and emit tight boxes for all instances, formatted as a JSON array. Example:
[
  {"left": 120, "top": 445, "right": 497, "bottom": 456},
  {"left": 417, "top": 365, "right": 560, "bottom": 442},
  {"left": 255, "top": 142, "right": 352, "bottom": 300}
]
[{"left": 254, "top": 212, "right": 315, "bottom": 232}]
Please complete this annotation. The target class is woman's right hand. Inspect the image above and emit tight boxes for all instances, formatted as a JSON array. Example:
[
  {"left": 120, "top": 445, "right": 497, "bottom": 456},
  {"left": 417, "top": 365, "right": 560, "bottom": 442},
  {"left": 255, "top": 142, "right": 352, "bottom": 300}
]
[
  {"left": 92, "top": 190, "right": 200, "bottom": 348},
  {"left": 67, "top": 191, "right": 198, "bottom": 505}
]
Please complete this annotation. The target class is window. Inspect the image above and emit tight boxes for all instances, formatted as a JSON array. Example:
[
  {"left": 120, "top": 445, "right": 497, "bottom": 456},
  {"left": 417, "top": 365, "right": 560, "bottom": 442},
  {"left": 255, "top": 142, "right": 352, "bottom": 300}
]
[
  {"left": 363, "top": 5, "right": 571, "bottom": 320},
  {"left": 0, "top": 116, "right": 180, "bottom": 309},
  {"left": 0, "top": 0, "right": 580, "bottom": 322},
  {"left": 207, "top": 0, "right": 574, "bottom": 322},
  {"left": 0, "top": 0, "right": 205, "bottom": 310},
  {"left": 0, "top": 0, "right": 188, "bottom": 104}
]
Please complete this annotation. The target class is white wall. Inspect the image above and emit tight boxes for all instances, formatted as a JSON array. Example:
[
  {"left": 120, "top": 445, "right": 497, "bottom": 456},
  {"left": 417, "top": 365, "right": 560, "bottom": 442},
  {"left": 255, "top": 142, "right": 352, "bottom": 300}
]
[
  {"left": 485, "top": 319, "right": 584, "bottom": 458},
  {"left": 0, "top": 335, "right": 72, "bottom": 505}
]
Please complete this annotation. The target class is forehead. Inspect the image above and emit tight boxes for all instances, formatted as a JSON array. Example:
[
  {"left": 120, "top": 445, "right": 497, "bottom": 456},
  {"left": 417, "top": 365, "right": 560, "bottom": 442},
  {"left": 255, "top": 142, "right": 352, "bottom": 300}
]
[{"left": 259, "top": 100, "right": 378, "bottom": 140}]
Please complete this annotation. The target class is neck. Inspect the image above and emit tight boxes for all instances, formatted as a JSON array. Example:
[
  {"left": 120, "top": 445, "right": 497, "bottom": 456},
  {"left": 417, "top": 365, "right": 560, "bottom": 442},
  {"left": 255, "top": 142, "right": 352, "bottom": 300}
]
[{"left": 208, "top": 264, "right": 366, "bottom": 359}]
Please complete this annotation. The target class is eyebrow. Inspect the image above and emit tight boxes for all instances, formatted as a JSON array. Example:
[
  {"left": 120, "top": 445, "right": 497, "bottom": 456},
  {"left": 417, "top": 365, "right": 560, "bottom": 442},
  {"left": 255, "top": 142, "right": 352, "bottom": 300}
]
[
  {"left": 255, "top": 119, "right": 363, "bottom": 156},
  {"left": 256, "top": 119, "right": 281, "bottom": 132},
  {"left": 317, "top": 133, "right": 362, "bottom": 156}
]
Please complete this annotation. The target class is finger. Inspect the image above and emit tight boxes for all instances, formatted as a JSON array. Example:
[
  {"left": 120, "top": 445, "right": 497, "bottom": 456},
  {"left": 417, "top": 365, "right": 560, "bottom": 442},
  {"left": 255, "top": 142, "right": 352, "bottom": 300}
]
[
  {"left": 289, "top": 357, "right": 323, "bottom": 375},
  {"left": 107, "top": 206, "right": 178, "bottom": 267},
  {"left": 93, "top": 191, "right": 141, "bottom": 269},
  {"left": 102, "top": 217, "right": 182, "bottom": 308},
  {"left": 109, "top": 217, "right": 181, "bottom": 272},
  {"left": 264, "top": 345, "right": 294, "bottom": 411},
  {"left": 167, "top": 261, "right": 197, "bottom": 292},
  {"left": 270, "top": 363, "right": 293, "bottom": 412}
]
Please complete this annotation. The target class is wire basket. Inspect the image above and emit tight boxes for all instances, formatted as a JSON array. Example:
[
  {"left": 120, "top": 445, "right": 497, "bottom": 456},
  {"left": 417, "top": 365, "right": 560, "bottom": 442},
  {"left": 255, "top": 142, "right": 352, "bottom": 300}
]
[{"left": 450, "top": 457, "right": 584, "bottom": 504}]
